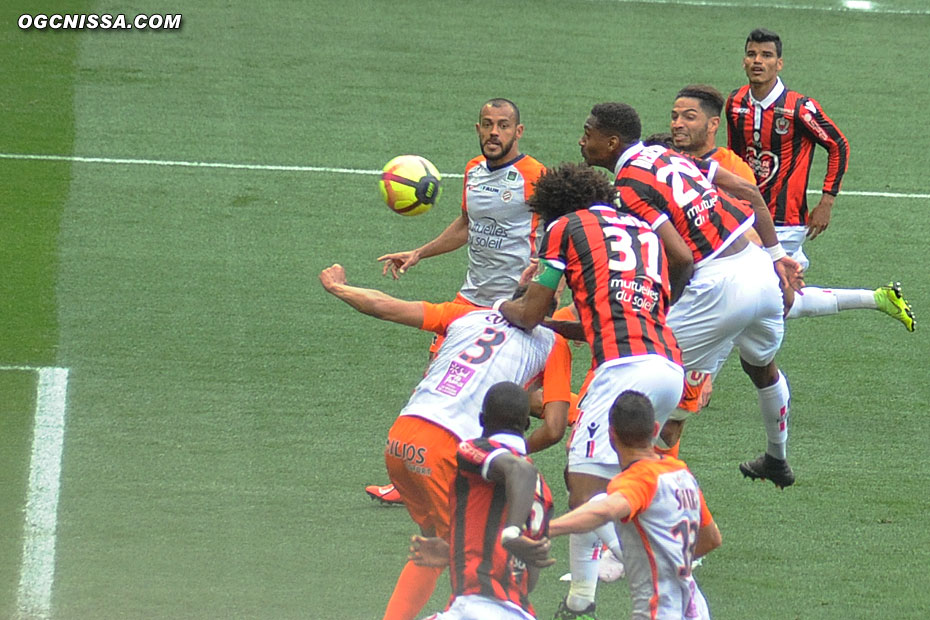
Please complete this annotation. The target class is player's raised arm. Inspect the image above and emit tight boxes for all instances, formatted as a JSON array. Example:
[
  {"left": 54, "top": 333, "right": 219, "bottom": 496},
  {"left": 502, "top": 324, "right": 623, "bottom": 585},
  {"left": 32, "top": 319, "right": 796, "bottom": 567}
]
[
  {"left": 499, "top": 280, "right": 557, "bottom": 330},
  {"left": 319, "top": 264, "right": 425, "bottom": 327},
  {"left": 377, "top": 212, "right": 469, "bottom": 279}
]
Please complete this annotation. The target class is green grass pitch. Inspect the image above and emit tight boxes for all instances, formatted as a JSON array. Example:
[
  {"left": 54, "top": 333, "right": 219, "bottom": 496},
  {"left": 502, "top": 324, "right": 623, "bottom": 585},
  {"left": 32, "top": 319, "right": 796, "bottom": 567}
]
[{"left": 1, "top": 0, "right": 928, "bottom": 618}]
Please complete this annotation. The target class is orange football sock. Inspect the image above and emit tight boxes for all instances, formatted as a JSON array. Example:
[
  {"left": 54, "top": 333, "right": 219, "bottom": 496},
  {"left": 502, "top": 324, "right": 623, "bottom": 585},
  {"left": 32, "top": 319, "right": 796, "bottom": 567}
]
[{"left": 382, "top": 561, "right": 444, "bottom": 620}]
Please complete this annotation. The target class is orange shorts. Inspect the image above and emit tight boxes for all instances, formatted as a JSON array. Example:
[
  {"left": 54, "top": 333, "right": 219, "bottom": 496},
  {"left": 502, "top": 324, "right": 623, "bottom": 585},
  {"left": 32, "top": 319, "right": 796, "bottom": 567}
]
[
  {"left": 385, "top": 415, "right": 460, "bottom": 539},
  {"left": 428, "top": 293, "right": 484, "bottom": 355}
]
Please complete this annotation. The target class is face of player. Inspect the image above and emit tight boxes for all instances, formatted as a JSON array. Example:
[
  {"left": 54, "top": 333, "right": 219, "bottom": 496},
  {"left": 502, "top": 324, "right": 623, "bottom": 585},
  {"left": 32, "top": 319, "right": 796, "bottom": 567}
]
[
  {"left": 670, "top": 97, "right": 718, "bottom": 156},
  {"left": 579, "top": 116, "right": 618, "bottom": 169},
  {"left": 743, "top": 41, "right": 783, "bottom": 89},
  {"left": 476, "top": 104, "right": 523, "bottom": 165}
]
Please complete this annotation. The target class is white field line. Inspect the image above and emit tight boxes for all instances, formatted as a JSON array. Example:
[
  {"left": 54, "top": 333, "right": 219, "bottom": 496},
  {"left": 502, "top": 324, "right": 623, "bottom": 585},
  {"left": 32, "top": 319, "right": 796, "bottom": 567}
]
[
  {"left": 3, "top": 366, "right": 70, "bottom": 620},
  {"left": 598, "top": 0, "right": 928, "bottom": 15},
  {"left": 1, "top": 151, "right": 928, "bottom": 199}
]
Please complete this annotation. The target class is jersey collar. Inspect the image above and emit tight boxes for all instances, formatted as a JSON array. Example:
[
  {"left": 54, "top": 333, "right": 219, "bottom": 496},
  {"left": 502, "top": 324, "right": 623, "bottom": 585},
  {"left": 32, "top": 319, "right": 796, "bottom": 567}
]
[
  {"left": 614, "top": 141, "right": 646, "bottom": 176},
  {"left": 750, "top": 77, "right": 785, "bottom": 110},
  {"left": 487, "top": 432, "right": 527, "bottom": 455},
  {"left": 485, "top": 153, "right": 526, "bottom": 172}
]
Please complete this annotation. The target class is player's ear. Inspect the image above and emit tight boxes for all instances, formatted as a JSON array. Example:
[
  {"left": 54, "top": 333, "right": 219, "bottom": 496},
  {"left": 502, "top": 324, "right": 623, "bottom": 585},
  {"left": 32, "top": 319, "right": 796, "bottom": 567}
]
[
  {"left": 652, "top": 421, "right": 660, "bottom": 439},
  {"left": 515, "top": 123, "right": 525, "bottom": 139}
]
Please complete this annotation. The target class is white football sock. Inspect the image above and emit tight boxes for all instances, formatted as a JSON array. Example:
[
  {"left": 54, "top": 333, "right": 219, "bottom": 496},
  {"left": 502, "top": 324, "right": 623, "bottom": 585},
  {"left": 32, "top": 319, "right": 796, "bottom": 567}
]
[
  {"left": 757, "top": 370, "right": 790, "bottom": 460},
  {"left": 787, "top": 287, "right": 877, "bottom": 319},
  {"left": 567, "top": 530, "right": 601, "bottom": 610},
  {"left": 786, "top": 287, "right": 838, "bottom": 319},
  {"left": 833, "top": 288, "right": 878, "bottom": 311}
]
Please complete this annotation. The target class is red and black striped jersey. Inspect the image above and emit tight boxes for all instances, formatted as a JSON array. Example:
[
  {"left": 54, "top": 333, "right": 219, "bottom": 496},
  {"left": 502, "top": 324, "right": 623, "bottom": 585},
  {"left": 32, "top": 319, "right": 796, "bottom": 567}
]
[
  {"left": 614, "top": 143, "right": 755, "bottom": 266},
  {"left": 726, "top": 79, "right": 849, "bottom": 226},
  {"left": 449, "top": 435, "right": 553, "bottom": 616},
  {"left": 538, "top": 204, "right": 682, "bottom": 369}
]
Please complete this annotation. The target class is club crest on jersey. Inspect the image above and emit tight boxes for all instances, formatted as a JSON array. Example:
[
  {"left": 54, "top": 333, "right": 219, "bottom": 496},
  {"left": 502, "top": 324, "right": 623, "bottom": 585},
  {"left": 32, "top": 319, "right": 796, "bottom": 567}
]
[
  {"left": 500, "top": 190, "right": 513, "bottom": 203},
  {"left": 774, "top": 117, "right": 790, "bottom": 135}
]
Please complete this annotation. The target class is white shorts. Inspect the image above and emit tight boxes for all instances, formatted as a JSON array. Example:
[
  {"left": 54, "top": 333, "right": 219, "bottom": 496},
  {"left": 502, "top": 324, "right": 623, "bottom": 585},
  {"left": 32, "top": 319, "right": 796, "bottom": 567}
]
[
  {"left": 423, "top": 594, "right": 535, "bottom": 620},
  {"left": 776, "top": 225, "right": 809, "bottom": 271},
  {"left": 567, "top": 356, "right": 684, "bottom": 478},
  {"left": 668, "top": 244, "right": 784, "bottom": 376}
]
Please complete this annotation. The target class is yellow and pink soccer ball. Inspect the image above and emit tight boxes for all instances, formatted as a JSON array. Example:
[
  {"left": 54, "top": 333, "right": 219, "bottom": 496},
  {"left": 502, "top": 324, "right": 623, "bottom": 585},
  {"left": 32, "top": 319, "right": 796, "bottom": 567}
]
[{"left": 379, "top": 155, "right": 442, "bottom": 216}]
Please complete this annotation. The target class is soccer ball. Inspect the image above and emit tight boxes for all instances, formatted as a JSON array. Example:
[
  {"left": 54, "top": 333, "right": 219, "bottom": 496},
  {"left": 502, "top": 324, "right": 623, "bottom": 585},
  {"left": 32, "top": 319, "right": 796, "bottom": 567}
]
[{"left": 379, "top": 155, "right": 442, "bottom": 216}]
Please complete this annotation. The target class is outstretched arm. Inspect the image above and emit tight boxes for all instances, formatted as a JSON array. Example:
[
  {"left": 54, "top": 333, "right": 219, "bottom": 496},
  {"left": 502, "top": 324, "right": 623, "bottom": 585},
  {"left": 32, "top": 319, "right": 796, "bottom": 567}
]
[
  {"left": 548, "top": 492, "right": 631, "bottom": 537},
  {"left": 319, "top": 264, "right": 424, "bottom": 328},
  {"left": 377, "top": 213, "right": 469, "bottom": 279}
]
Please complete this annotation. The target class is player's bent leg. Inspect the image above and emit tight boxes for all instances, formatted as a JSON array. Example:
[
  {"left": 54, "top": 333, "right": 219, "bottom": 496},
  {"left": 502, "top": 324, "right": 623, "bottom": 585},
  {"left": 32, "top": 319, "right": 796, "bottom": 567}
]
[
  {"left": 383, "top": 417, "right": 459, "bottom": 619},
  {"left": 657, "top": 418, "right": 685, "bottom": 457}
]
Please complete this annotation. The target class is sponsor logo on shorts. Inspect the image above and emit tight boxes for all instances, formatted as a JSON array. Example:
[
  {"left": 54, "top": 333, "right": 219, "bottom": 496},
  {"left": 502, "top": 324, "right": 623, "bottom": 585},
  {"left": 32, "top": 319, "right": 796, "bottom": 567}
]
[{"left": 386, "top": 438, "right": 432, "bottom": 475}]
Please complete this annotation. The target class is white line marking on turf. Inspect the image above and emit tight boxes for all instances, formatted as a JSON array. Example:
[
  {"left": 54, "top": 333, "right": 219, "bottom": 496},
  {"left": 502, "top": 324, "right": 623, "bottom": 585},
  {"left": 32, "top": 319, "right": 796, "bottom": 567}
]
[
  {"left": 600, "top": 0, "right": 928, "bottom": 15},
  {"left": 0, "top": 151, "right": 400, "bottom": 176},
  {"left": 844, "top": 0, "right": 873, "bottom": 9},
  {"left": 1, "top": 152, "right": 928, "bottom": 199},
  {"left": 13, "top": 367, "right": 69, "bottom": 620}
]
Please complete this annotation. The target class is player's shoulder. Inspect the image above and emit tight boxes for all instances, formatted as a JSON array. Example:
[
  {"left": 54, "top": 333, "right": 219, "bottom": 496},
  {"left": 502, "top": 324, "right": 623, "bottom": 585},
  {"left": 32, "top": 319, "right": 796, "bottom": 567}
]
[
  {"left": 512, "top": 153, "right": 546, "bottom": 178},
  {"left": 614, "top": 455, "right": 687, "bottom": 483},
  {"left": 728, "top": 84, "right": 751, "bottom": 100},
  {"left": 457, "top": 436, "right": 505, "bottom": 466},
  {"left": 464, "top": 155, "right": 486, "bottom": 173}
]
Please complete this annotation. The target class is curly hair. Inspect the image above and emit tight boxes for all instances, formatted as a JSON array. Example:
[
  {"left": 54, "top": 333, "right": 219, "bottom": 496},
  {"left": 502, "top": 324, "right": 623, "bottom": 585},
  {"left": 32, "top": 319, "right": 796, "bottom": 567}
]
[
  {"left": 528, "top": 162, "right": 617, "bottom": 225},
  {"left": 643, "top": 132, "right": 675, "bottom": 148}
]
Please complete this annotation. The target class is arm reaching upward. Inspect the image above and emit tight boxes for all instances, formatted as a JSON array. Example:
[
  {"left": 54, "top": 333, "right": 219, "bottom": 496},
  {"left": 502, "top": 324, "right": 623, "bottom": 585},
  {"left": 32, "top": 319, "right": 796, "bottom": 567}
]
[{"left": 319, "top": 264, "right": 425, "bottom": 328}]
